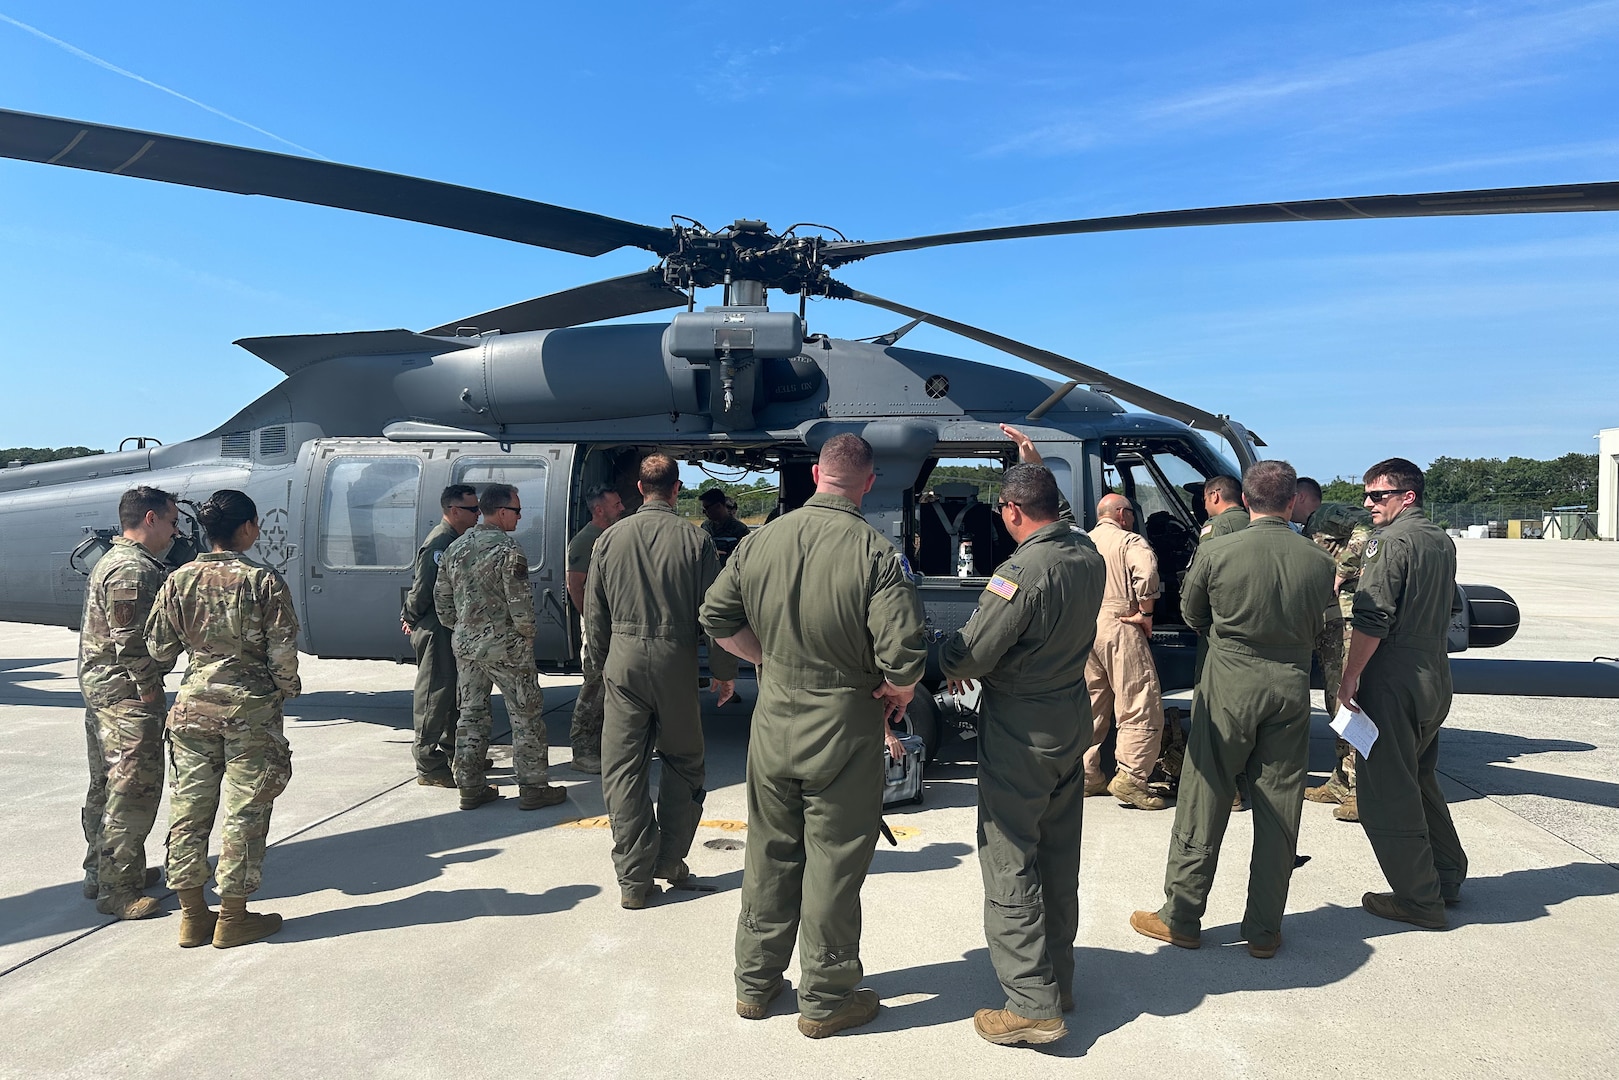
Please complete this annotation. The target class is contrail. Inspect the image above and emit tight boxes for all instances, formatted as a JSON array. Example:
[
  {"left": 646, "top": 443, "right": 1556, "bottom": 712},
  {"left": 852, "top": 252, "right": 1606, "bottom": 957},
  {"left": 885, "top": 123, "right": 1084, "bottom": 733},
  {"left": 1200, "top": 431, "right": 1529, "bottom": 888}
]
[{"left": 0, "top": 12, "right": 326, "bottom": 158}]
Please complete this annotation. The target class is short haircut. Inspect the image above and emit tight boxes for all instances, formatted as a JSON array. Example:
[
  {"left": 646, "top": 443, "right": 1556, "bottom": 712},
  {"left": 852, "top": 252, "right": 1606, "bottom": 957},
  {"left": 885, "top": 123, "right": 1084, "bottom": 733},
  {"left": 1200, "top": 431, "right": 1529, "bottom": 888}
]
[
  {"left": 583, "top": 483, "right": 616, "bottom": 511},
  {"left": 818, "top": 433, "right": 874, "bottom": 475},
  {"left": 439, "top": 484, "right": 477, "bottom": 512},
  {"left": 1206, "top": 475, "right": 1242, "bottom": 503},
  {"left": 1243, "top": 460, "right": 1298, "bottom": 515},
  {"left": 1295, "top": 476, "right": 1322, "bottom": 501},
  {"left": 1001, "top": 463, "right": 1060, "bottom": 520},
  {"left": 118, "top": 485, "right": 176, "bottom": 531},
  {"left": 1363, "top": 457, "right": 1425, "bottom": 503},
  {"left": 698, "top": 487, "right": 727, "bottom": 505},
  {"left": 479, "top": 482, "right": 519, "bottom": 516},
  {"left": 196, "top": 489, "right": 257, "bottom": 547},
  {"left": 638, "top": 453, "right": 679, "bottom": 497}
]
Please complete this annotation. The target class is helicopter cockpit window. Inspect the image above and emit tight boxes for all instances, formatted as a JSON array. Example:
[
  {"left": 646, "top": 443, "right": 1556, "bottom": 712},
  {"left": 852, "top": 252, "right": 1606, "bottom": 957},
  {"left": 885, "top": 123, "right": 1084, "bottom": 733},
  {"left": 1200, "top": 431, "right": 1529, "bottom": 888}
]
[
  {"left": 319, "top": 458, "right": 421, "bottom": 569},
  {"left": 455, "top": 459, "right": 549, "bottom": 568}
]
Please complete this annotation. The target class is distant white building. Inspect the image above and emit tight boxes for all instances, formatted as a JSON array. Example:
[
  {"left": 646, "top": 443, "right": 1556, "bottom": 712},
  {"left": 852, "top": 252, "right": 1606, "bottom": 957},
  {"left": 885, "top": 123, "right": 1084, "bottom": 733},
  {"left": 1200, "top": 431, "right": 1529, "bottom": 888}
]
[{"left": 1600, "top": 427, "right": 1619, "bottom": 541}]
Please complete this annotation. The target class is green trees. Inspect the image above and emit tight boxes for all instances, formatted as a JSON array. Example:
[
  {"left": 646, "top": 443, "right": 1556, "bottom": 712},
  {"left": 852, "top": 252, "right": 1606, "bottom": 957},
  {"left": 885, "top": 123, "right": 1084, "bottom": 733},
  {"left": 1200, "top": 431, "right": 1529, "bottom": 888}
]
[{"left": 0, "top": 446, "right": 103, "bottom": 465}]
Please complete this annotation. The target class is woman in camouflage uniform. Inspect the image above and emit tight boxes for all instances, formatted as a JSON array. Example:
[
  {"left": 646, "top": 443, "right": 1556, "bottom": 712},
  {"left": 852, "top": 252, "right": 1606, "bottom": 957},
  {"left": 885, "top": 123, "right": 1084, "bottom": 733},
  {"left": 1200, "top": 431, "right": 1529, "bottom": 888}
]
[{"left": 147, "top": 490, "right": 300, "bottom": 949}]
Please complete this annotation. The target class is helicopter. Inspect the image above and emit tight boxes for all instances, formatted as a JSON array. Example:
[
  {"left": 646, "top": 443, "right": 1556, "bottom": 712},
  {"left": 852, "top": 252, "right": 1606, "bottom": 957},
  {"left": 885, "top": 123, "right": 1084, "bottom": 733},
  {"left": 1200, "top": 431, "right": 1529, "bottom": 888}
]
[{"left": 2, "top": 106, "right": 1616, "bottom": 758}]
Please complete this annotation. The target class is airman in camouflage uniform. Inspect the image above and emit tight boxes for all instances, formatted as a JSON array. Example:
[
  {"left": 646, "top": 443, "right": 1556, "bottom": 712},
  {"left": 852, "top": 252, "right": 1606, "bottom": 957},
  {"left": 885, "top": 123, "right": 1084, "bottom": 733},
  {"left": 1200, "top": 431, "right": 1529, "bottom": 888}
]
[
  {"left": 565, "top": 484, "right": 626, "bottom": 774},
  {"left": 435, "top": 483, "right": 564, "bottom": 810},
  {"left": 1292, "top": 480, "right": 1374, "bottom": 820},
  {"left": 78, "top": 486, "right": 180, "bottom": 918},
  {"left": 147, "top": 489, "right": 299, "bottom": 947}
]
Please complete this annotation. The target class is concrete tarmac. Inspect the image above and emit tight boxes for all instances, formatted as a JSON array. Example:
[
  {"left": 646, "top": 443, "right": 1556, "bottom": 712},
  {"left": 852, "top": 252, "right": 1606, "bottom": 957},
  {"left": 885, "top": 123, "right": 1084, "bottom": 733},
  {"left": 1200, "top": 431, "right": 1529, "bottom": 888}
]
[{"left": 1, "top": 539, "right": 1615, "bottom": 1078}]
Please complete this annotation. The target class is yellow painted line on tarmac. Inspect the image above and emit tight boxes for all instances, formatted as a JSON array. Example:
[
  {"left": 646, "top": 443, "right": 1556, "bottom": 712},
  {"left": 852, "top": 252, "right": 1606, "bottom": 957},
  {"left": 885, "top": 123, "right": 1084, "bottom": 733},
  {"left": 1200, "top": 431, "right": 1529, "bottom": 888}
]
[{"left": 557, "top": 816, "right": 920, "bottom": 840}]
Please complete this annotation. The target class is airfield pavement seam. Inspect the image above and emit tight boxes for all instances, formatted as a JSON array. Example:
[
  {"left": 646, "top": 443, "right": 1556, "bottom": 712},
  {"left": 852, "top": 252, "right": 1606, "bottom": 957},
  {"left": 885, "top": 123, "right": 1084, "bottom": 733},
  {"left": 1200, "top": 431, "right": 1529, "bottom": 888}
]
[
  {"left": 0, "top": 698, "right": 573, "bottom": 981},
  {"left": 1439, "top": 765, "right": 1618, "bottom": 869}
]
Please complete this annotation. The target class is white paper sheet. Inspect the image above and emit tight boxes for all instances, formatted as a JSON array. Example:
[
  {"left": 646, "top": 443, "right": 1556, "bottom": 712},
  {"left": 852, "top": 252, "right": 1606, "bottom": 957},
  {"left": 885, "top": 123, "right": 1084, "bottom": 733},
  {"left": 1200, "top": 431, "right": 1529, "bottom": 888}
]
[{"left": 1330, "top": 704, "right": 1379, "bottom": 758}]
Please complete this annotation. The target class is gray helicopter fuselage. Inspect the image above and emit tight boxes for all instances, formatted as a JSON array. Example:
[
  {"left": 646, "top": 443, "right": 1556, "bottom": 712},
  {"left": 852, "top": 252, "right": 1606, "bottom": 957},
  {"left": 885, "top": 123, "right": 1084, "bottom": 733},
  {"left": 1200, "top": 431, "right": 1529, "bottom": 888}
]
[{"left": 1, "top": 318, "right": 1557, "bottom": 701}]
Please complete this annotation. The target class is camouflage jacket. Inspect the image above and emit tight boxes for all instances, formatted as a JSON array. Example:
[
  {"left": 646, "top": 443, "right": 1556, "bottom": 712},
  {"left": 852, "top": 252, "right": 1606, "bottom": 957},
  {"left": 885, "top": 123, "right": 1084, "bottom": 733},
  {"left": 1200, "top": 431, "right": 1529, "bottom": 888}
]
[
  {"left": 434, "top": 524, "right": 535, "bottom": 665},
  {"left": 146, "top": 552, "right": 301, "bottom": 731},
  {"left": 79, "top": 537, "right": 174, "bottom": 708},
  {"left": 1304, "top": 502, "right": 1374, "bottom": 618}
]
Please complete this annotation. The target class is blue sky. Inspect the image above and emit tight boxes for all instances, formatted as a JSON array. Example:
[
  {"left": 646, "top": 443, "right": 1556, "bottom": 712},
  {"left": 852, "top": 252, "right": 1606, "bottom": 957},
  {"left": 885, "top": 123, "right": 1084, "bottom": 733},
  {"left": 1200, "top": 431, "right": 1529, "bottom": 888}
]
[{"left": 1, "top": 1, "right": 1616, "bottom": 481}]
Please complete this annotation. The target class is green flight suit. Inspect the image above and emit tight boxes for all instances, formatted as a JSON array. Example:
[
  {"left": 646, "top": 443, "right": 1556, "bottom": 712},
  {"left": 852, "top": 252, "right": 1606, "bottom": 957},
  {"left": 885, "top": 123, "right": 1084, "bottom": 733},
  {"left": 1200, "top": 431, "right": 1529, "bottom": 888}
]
[
  {"left": 700, "top": 493, "right": 926, "bottom": 1022},
  {"left": 567, "top": 521, "right": 607, "bottom": 756},
  {"left": 585, "top": 502, "right": 739, "bottom": 898},
  {"left": 1193, "top": 505, "right": 1249, "bottom": 686},
  {"left": 1351, "top": 507, "right": 1464, "bottom": 918},
  {"left": 403, "top": 520, "right": 459, "bottom": 779},
  {"left": 939, "top": 521, "right": 1105, "bottom": 1020},
  {"left": 1160, "top": 516, "right": 1334, "bottom": 948}
]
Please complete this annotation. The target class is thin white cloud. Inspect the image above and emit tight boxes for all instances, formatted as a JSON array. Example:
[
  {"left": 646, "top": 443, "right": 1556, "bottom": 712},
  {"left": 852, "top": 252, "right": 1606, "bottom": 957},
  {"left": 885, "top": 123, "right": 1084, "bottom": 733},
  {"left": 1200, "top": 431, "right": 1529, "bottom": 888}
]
[
  {"left": 987, "top": 1, "right": 1619, "bottom": 157},
  {"left": 0, "top": 11, "right": 324, "bottom": 158}
]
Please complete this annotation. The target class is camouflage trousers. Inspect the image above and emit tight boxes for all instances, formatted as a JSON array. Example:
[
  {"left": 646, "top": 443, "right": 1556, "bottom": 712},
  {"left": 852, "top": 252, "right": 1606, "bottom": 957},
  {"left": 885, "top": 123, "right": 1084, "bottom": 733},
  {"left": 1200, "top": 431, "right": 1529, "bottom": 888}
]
[
  {"left": 165, "top": 714, "right": 293, "bottom": 897},
  {"left": 454, "top": 655, "right": 549, "bottom": 789},
  {"left": 81, "top": 700, "right": 167, "bottom": 894},
  {"left": 569, "top": 633, "right": 605, "bottom": 756},
  {"left": 1314, "top": 617, "right": 1356, "bottom": 790}
]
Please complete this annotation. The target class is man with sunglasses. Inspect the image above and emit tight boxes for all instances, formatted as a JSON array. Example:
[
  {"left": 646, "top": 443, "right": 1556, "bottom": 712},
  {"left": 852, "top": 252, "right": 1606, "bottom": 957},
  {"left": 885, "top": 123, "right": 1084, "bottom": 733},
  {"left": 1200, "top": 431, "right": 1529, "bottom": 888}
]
[
  {"left": 402, "top": 484, "right": 481, "bottom": 787},
  {"left": 939, "top": 464, "right": 1106, "bottom": 1046},
  {"left": 434, "top": 483, "right": 567, "bottom": 811},
  {"left": 1339, "top": 457, "right": 1463, "bottom": 930}
]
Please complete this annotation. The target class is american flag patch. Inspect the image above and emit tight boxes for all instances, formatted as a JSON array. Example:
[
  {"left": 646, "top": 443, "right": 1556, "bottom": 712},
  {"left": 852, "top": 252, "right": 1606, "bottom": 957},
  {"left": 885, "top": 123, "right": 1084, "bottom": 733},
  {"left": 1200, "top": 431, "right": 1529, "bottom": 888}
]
[{"left": 986, "top": 574, "right": 1019, "bottom": 601}]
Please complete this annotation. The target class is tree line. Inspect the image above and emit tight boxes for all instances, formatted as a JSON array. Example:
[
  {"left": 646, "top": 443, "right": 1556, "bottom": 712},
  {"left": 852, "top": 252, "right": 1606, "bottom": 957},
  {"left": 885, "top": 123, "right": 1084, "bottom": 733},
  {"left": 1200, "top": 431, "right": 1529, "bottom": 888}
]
[
  {"left": 1320, "top": 453, "right": 1598, "bottom": 509},
  {"left": 1, "top": 446, "right": 104, "bottom": 466}
]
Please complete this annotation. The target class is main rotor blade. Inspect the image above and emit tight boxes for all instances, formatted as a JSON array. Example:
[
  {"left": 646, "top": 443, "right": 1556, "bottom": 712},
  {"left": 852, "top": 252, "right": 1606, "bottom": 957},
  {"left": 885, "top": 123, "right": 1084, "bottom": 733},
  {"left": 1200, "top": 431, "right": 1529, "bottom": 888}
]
[
  {"left": 828, "top": 282, "right": 1230, "bottom": 432},
  {"left": 820, "top": 182, "right": 1619, "bottom": 264},
  {"left": 0, "top": 109, "right": 674, "bottom": 258},
  {"left": 422, "top": 269, "right": 688, "bottom": 336}
]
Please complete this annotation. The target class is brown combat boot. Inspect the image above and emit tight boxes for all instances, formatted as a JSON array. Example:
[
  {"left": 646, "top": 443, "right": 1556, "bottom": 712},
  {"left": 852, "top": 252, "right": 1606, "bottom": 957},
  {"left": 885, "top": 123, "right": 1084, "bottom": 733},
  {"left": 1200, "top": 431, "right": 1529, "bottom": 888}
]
[
  {"left": 1247, "top": 931, "right": 1282, "bottom": 959},
  {"left": 1362, "top": 891, "right": 1447, "bottom": 930},
  {"left": 797, "top": 989, "right": 880, "bottom": 1039},
  {"left": 96, "top": 890, "right": 163, "bottom": 920},
  {"left": 736, "top": 979, "right": 785, "bottom": 1020},
  {"left": 621, "top": 883, "right": 662, "bottom": 910},
  {"left": 1304, "top": 777, "right": 1350, "bottom": 804},
  {"left": 212, "top": 895, "right": 282, "bottom": 948},
  {"left": 1083, "top": 778, "right": 1110, "bottom": 797},
  {"left": 1333, "top": 796, "right": 1359, "bottom": 822},
  {"left": 416, "top": 772, "right": 456, "bottom": 788},
  {"left": 569, "top": 751, "right": 602, "bottom": 775},
  {"left": 459, "top": 785, "right": 501, "bottom": 810},
  {"left": 1108, "top": 771, "right": 1168, "bottom": 810},
  {"left": 518, "top": 785, "right": 567, "bottom": 811},
  {"left": 653, "top": 858, "right": 691, "bottom": 885},
  {"left": 176, "top": 887, "right": 218, "bottom": 948},
  {"left": 973, "top": 1007, "right": 1068, "bottom": 1046},
  {"left": 1129, "top": 910, "right": 1201, "bottom": 949}
]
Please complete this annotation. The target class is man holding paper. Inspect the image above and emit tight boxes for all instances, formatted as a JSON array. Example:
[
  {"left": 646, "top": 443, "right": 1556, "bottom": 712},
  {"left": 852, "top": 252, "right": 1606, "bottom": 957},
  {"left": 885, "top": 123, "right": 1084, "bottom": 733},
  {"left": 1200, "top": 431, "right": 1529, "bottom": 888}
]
[
  {"left": 1338, "top": 457, "right": 1464, "bottom": 931},
  {"left": 1130, "top": 461, "right": 1334, "bottom": 959}
]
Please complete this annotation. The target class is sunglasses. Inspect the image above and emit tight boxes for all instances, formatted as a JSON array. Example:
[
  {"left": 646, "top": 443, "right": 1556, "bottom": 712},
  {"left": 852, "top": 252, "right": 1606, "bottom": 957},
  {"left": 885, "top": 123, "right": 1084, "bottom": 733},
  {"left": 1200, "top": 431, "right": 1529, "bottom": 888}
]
[
  {"left": 498, "top": 505, "right": 523, "bottom": 518},
  {"left": 1364, "top": 489, "right": 1409, "bottom": 503},
  {"left": 451, "top": 504, "right": 479, "bottom": 513},
  {"left": 995, "top": 500, "right": 1020, "bottom": 514}
]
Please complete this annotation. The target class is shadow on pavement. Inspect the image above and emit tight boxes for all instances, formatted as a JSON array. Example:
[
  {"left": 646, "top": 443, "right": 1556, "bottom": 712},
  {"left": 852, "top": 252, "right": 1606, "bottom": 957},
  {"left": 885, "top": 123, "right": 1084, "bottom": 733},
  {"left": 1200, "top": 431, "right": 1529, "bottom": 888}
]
[
  {"left": 271, "top": 883, "right": 601, "bottom": 942},
  {"left": 867, "top": 860, "right": 1619, "bottom": 1056},
  {"left": 256, "top": 800, "right": 584, "bottom": 902},
  {"left": 0, "top": 657, "right": 83, "bottom": 709},
  {"left": 1438, "top": 729, "right": 1617, "bottom": 809}
]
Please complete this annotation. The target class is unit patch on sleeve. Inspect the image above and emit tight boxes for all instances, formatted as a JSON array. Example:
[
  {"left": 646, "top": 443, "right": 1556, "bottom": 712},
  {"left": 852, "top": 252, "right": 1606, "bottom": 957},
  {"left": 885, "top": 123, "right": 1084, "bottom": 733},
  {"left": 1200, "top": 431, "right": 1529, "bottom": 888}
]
[{"left": 986, "top": 574, "right": 1020, "bottom": 601}]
